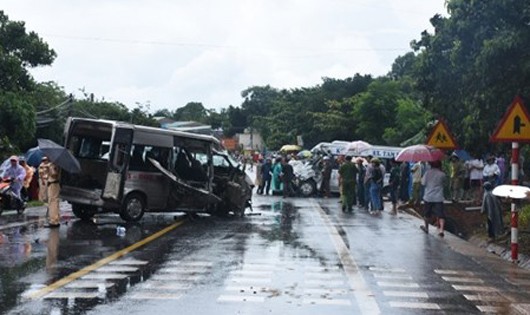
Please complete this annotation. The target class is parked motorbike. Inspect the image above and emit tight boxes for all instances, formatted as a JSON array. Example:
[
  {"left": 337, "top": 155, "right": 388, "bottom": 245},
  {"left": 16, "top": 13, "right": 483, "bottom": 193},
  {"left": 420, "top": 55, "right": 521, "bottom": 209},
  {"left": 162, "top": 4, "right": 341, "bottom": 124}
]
[{"left": 0, "top": 178, "right": 26, "bottom": 216}]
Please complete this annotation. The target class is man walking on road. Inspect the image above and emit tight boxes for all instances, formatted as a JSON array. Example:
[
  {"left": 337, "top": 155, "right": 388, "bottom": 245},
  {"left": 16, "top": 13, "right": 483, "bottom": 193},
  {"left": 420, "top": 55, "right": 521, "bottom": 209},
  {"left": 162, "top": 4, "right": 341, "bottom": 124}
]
[{"left": 420, "top": 160, "right": 447, "bottom": 237}]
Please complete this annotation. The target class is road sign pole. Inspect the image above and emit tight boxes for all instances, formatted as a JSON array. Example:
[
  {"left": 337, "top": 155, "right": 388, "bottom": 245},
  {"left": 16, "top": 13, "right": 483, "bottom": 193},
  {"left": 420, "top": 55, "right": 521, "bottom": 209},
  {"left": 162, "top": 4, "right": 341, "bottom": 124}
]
[{"left": 511, "top": 142, "right": 519, "bottom": 262}]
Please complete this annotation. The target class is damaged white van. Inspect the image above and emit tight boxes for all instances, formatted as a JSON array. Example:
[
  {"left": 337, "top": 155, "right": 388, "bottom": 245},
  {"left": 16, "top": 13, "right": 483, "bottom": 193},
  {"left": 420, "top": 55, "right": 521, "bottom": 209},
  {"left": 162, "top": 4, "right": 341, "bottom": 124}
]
[{"left": 60, "top": 117, "right": 252, "bottom": 221}]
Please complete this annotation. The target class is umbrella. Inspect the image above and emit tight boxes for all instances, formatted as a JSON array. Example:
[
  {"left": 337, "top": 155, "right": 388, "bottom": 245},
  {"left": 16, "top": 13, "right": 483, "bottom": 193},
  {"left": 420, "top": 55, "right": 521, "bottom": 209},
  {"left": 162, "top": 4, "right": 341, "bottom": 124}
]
[
  {"left": 296, "top": 150, "right": 312, "bottom": 159},
  {"left": 37, "top": 138, "right": 81, "bottom": 173},
  {"left": 492, "top": 185, "right": 530, "bottom": 200},
  {"left": 453, "top": 149, "right": 472, "bottom": 161},
  {"left": 24, "top": 146, "right": 44, "bottom": 167},
  {"left": 280, "top": 144, "right": 302, "bottom": 153},
  {"left": 395, "top": 144, "right": 445, "bottom": 162},
  {"left": 346, "top": 140, "right": 372, "bottom": 156}
]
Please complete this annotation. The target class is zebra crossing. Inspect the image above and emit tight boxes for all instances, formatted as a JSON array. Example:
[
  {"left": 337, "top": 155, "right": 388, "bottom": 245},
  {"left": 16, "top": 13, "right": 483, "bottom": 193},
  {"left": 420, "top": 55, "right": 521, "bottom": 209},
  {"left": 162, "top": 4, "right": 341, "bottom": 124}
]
[
  {"left": 217, "top": 261, "right": 355, "bottom": 306},
  {"left": 367, "top": 266, "right": 514, "bottom": 313}
]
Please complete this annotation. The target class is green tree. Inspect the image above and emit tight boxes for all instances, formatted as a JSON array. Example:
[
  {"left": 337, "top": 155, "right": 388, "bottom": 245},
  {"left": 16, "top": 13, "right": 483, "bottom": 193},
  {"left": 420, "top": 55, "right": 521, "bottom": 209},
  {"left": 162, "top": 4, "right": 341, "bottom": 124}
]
[
  {"left": 411, "top": 0, "right": 530, "bottom": 155},
  {"left": 0, "top": 11, "right": 56, "bottom": 92}
]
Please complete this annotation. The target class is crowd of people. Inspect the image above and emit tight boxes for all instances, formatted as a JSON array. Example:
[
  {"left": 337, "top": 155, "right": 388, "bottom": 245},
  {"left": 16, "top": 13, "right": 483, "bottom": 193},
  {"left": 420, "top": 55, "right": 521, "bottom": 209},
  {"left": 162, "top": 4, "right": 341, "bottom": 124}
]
[{"left": 248, "top": 149, "right": 528, "bottom": 240}]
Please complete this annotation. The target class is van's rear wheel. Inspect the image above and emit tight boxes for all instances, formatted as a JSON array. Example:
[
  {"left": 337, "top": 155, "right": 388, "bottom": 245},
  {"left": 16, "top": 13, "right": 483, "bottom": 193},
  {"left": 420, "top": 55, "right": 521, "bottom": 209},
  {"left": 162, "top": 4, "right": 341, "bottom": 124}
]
[
  {"left": 72, "top": 203, "right": 96, "bottom": 220},
  {"left": 120, "top": 193, "right": 145, "bottom": 222}
]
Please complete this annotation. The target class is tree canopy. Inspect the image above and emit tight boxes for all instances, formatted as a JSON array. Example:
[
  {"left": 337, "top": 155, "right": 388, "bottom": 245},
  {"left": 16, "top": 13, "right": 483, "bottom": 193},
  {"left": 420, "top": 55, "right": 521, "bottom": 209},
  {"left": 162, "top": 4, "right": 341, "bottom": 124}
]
[{"left": 2, "top": 1, "right": 530, "bottom": 161}]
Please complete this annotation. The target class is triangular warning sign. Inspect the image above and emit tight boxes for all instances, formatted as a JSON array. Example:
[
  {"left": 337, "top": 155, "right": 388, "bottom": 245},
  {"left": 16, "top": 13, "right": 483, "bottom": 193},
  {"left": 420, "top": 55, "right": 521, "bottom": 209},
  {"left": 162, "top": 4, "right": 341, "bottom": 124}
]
[
  {"left": 426, "top": 120, "right": 458, "bottom": 149},
  {"left": 491, "top": 96, "right": 530, "bottom": 142}
]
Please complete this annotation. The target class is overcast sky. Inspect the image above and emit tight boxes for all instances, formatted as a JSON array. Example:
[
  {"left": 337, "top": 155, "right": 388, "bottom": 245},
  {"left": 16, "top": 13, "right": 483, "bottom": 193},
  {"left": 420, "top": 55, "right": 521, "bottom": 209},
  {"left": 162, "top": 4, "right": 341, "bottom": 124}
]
[{"left": 3, "top": 0, "right": 446, "bottom": 112}]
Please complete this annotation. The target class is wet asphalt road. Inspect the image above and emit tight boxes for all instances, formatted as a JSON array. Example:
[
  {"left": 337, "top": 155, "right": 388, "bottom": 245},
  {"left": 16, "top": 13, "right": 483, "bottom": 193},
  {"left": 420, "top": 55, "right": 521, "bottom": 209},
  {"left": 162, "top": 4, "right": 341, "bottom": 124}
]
[{"left": 2, "top": 195, "right": 530, "bottom": 315}]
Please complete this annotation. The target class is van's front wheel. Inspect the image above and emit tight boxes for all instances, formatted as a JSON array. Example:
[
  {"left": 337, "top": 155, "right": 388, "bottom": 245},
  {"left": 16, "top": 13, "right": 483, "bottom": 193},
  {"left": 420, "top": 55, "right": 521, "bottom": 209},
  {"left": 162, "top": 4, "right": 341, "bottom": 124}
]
[{"left": 120, "top": 193, "right": 145, "bottom": 222}]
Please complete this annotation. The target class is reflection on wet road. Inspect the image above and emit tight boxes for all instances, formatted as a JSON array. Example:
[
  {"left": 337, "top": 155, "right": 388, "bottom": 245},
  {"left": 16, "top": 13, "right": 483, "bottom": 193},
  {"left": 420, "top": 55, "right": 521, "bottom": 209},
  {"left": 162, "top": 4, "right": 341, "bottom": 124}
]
[{"left": 2, "top": 197, "right": 530, "bottom": 314}]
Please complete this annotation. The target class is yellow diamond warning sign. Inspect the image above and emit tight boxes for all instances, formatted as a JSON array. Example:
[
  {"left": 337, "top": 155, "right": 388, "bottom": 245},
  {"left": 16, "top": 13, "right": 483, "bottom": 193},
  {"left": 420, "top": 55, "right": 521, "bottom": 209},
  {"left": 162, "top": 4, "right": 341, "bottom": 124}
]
[
  {"left": 426, "top": 120, "right": 458, "bottom": 150},
  {"left": 491, "top": 96, "right": 530, "bottom": 142}
]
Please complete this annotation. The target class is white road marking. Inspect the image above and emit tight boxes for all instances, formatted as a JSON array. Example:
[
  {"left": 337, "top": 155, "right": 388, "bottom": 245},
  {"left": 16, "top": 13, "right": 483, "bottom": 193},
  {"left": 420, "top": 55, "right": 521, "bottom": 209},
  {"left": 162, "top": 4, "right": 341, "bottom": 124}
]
[
  {"left": 476, "top": 305, "right": 506, "bottom": 313},
  {"left": 139, "top": 282, "right": 191, "bottom": 290},
  {"left": 150, "top": 274, "right": 204, "bottom": 281},
  {"left": 96, "top": 266, "right": 139, "bottom": 273},
  {"left": 434, "top": 269, "right": 475, "bottom": 276},
  {"left": 166, "top": 261, "right": 213, "bottom": 267},
  {"left": 383, "top": 291, "right": 428, "bottom": 298},
  {"left": 127, "top": 292, "right": 183, "bottom": 300},
  {"left": 217, "top": 295, "right": 265, "bottom": 303},
  {"left": 305, "top": 272, "right": 344, "bottom": 279},
  {"left": 224, "top": 286, "right": 271, "bottom": 292},
  {"left": 230, "top": 270, "right": 273, "bottom": 277},
  {"left": 65, "top": 281, "right": 115, "bottom": 289},
  {"left": 369, "top": 267, "right": 406, "bottom": 273},
  {"left": 452, "top": 285, "right": 497, "bottom": 292},
  {"left": 373, "top": 274, "right": 413, "bottom": 280},
  {"left": 304, "top": 288, "right": 351, "bottom": 295},
  {"left": 442, "top": 276, "right": 484, "bottom": 283},
  {"left": 377, "top": 281, "right": 420, "bottom": 288},
  {"left": 389, "top": 301, "right": 441, "bottom": 309},
  {"left": 304, "top": 266, "right": 341, "bottom": 272},
  {"left": 82, "top": 273, "right": 128, "bottom": 280},
  {"left": 313, "top": 201, "right": 380, "bottom": 315},
  {"left": 305, "top": 279, "right": 346, "bottom": 286},
  {"left": 158, "top": 267, "right": 211, "bottom": 274},
  {"left": 464, "top": 294, "right": 506, "bottom": 302},
  {"left": 303, "top": 298, "right": 352, "bottom": 306},
  {"left": 109, "top": 259, "right": 148, "bottom": 265},
  {"left": 226, "top": 277, "right": 272, "bottom": 284},
  {"left": 44, "top": 292, "right": 100, "bottom": 299}
]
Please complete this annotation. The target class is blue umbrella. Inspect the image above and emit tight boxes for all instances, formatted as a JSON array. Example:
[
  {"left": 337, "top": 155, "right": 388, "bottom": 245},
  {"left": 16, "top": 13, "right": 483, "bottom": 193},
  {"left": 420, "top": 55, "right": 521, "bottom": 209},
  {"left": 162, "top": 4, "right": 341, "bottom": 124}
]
[
  {"left": 454, "top": 149, "right": 472, "bottom": 161},
  {"left": 25, "top": 146, "right": 43, "bottom": 167}
]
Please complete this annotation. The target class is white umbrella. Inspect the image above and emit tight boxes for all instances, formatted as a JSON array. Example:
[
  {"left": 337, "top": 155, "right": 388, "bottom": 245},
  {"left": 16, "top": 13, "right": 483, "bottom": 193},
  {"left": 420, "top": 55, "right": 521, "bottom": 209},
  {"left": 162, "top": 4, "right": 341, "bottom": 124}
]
[{"left": 346, "top": 140, "right": 372, "bottom": 156}]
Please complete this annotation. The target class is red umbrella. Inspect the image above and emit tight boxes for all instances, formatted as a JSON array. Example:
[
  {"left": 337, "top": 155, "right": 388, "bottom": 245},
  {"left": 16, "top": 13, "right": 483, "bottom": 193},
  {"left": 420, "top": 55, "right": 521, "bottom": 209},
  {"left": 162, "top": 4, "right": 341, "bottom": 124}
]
[{"left": 395, "top": 144, "right": 445, "bottom": 162}]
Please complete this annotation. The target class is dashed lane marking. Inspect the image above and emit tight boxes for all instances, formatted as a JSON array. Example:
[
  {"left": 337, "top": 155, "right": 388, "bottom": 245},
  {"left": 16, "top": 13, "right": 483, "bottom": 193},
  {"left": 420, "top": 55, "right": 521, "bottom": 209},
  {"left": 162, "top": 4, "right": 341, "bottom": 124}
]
[
  {"left": 383, "top": 291, "right": 429, "bottom": 298},
  {"left": 452, "top": 285, "right": 497, "bottom": 292},
  {"left": 43, "top": 292, "right": 100, "bottom": 300},
  {"left": 389, "top": 301, "right": 441, "bottom": 310},
  {"left": 82, "top": 273, "right": 129, "bottom": 280},
  {"left": 476, "top": 305, "right": 506, "bottom": 313},
  {"left": 303, "top": 298, "right": 352, "bottom": 306},
  {"left": 434, "top": 269, "right": 475, "bottom": 276},
  {"left": 463, "top": 294, "right": 507, "bottom": 302},
  {"left": 217, "top": 295, "right": 265, "bottom": 303},
  {"left": 64, "top": 281, "right": 115, "bottom": 289},
  {"left": 128, "top": 292, "right": 183, "bottom": 300},
  {"left": 373, "top": 274, "right": 413, "bottom": 280},
  {"left": 377, "top": 281, "right": 420, "bottom": 288},
  {"left": 441, "top": 276, "right": 484, "bottom": 283}
]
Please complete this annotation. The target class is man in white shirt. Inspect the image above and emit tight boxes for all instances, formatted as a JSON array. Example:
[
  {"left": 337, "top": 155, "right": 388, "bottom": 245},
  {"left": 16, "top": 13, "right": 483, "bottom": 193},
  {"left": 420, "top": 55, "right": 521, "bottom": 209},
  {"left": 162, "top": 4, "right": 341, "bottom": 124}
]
[{"left": 483, "top": 154, "right": 500, "bottom": 187}]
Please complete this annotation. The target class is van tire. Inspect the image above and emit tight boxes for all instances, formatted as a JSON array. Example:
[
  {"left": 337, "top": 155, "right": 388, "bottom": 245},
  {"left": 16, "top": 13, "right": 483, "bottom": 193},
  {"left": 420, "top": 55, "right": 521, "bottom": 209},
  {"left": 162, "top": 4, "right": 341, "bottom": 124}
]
[
  {"left": 72, "top": 203, "right": 96, "bottom": 220},
  {"left": 120, "top": 193, "right": 145, "bottom": 222},
  {"left": 299, "top": 179, "right": 316, "bottom": 197}
]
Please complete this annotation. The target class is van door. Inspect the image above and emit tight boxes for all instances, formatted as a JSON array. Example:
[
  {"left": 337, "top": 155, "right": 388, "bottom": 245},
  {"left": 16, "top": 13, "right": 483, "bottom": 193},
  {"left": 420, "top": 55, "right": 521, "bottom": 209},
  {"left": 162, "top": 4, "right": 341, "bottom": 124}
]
[{"left": 102, "top": 127, "right": 133, "bottom": 201}]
